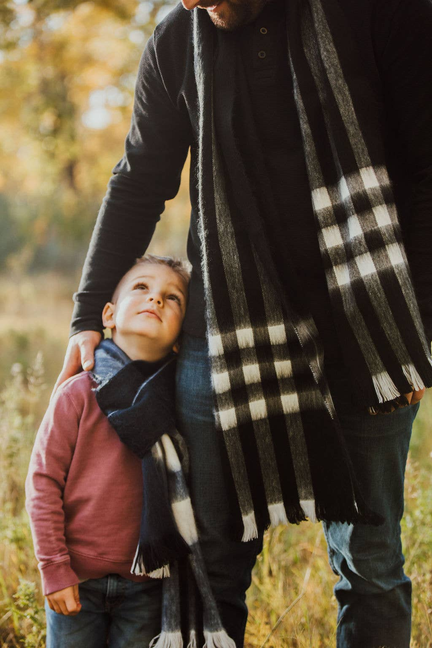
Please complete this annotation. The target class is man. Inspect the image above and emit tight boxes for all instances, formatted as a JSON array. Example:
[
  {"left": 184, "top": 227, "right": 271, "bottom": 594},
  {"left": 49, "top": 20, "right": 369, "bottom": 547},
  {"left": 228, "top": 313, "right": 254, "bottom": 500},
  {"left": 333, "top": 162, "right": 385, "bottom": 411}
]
[{"left": 56, "top": 0, "right": 432, "bottom": 646}]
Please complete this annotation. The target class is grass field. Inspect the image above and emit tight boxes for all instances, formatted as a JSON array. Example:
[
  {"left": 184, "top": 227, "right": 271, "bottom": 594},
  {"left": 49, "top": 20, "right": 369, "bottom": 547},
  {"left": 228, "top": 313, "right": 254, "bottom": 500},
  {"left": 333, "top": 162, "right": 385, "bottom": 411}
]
[{"left": 1, "top": 272, "right": 431, "bottom": 647}]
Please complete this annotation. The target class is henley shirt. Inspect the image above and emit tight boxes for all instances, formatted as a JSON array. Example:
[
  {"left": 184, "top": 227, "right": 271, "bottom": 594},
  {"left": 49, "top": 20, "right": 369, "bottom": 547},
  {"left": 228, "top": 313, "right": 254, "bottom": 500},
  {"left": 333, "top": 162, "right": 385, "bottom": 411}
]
[{"left": 70, "top": 0, "right": 432, "bottom": 407}]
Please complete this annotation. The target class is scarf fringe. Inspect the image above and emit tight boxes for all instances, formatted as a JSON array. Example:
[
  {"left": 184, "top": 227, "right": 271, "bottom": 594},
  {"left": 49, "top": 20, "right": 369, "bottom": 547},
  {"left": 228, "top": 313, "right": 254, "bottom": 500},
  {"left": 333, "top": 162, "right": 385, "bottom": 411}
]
[
  {"left": 150, "top": 632, "right": 183, "bottom": 648},
  {"left": 131, "top": 536, "right": 190, "bottom": 576},
  {"left": 300, "top": 499, "right": 317, "bottom": 523},
  {"left": 241, "top": 511, "right": 259, "bottom": 541},
  {"left": 402, "top": 363, "right": 425, "bottom": 392},
  {"left": 372, "top": 372, "right": 400, "bottom": 403},
  {"left": 241, "top": 495, "right": 382, "bottom": 539},
  {"left": 148, "top": 565, "right": 171, "bottom": 579},
  {"left": 203, "top": 630, "right": 237, "bottom": 648},
  {"left": 268, "top": 502, "right": 289, "bottom": 527},
  {"left": 313, "top": 500, "right": 383, "bottom": 527},
  {"left": 187, "top": 631, "right": 198, "bottom": 648}
]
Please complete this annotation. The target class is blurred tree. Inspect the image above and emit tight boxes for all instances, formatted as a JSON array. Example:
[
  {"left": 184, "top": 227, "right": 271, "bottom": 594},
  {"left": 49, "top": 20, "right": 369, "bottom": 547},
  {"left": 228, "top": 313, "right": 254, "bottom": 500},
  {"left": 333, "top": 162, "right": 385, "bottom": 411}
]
[
  {"left": 0, "top": 0, "right": 184, "bottom": 272},
  {"left": 0, "top": 194, "right": 23, "bottom": 268}
]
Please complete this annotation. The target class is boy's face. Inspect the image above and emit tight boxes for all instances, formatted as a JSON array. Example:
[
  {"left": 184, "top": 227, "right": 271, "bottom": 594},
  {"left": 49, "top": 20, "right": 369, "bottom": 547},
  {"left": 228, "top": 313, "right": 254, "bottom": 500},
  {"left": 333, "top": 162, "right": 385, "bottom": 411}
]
[{"left": 102, "top": 263, "right": 188, "bottom": 361}]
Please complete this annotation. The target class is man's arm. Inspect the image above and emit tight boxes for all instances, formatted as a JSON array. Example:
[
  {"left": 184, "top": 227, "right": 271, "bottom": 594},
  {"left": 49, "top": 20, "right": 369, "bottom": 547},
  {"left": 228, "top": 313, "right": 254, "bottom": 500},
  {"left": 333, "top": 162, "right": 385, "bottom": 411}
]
[
  {"left": 55, "top": 28, "right": 192, "bottom": 387},
  {"left": 374, "top": 0, "right": 432, "bottom": 341},
  {"left": 71, "top": 32, "right": 192, "bottom": 337}
]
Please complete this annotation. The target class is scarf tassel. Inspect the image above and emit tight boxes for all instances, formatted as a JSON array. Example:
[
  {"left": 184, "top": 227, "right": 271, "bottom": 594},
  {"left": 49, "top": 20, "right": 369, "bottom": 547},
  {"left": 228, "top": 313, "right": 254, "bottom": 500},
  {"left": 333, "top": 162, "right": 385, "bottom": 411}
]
[
  {"left": 300, "top": 499, "right": 318, "bottom": 524},
  {"left": 149, "top": 630, "right": 235, "bottom": 648},
  {"left": 241, "top": 512, "right": 259, "bottom": 542},
  {"left": 131, "top": 536, "right": 190, "bottom": 576},
  {"left": 150, "top": 632, "right": 183, "bottom": 648},
  {"left": 402, "top": 363, "right": 426, "bottom": 392},
  {"left": 203, "top": 630, "right": 237, "bottom": 648},
  {"left": 187, "top": 631, "right": 198, "bottom": 648},
  {"left": 268, "top": 501, "right": 289, "bottom": 527},
  {"left": 372, "top": 372, "right": 400, "bottom": 403}
]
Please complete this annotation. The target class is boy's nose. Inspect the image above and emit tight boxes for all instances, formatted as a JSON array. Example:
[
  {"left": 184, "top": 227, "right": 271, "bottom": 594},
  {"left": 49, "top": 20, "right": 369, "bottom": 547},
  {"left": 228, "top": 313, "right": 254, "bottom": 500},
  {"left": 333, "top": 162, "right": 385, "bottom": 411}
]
[{"left": 147, "top": 294, "right": 163, "bottom": 306}]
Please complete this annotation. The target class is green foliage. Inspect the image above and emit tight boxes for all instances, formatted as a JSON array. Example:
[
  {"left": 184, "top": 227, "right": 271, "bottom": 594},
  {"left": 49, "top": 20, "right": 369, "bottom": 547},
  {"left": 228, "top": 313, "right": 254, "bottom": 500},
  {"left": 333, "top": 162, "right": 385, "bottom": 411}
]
[
  {"left": 11, "top": 580, "right": 46, "bottom": 648},
  {"left": 0, "top": 354, "right": 47, "bottom": 647}
]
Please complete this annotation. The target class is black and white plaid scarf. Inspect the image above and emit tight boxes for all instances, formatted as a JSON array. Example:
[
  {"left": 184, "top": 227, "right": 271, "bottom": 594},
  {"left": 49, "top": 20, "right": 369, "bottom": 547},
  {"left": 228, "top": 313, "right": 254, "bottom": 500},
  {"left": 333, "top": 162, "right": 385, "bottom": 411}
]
[
  {"left": 93, "top": 340, "right": 235, "bottom": 648},
  {"left": 192, "top": 0, "right": 432, "bottom": 541}
]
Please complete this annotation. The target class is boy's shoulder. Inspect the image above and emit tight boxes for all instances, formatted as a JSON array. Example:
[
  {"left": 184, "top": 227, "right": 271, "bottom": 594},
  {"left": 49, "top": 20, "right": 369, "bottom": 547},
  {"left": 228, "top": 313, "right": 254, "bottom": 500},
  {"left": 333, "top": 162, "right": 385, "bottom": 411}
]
[{"left": 52, "top": 372, "right": 98, "bottom": 413}]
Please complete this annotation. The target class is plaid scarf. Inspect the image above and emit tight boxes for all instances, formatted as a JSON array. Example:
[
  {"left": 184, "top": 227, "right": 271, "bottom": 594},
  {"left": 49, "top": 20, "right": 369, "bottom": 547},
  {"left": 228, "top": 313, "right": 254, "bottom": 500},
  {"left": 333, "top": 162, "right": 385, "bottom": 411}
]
[
  {"left": 93, "top": 340, "right": 235, "bottom": 648},
  {"left": 192, "top": 0, "right": 432, "bottom": 541}
]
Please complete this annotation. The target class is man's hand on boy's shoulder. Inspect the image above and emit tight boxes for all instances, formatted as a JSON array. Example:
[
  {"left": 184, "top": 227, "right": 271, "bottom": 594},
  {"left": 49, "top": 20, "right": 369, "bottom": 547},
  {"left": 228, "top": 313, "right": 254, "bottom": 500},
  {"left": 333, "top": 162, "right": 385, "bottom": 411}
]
[
  {"left": 51, "top": 330, "right": 102, "bottom": 401},
  {"left": 46, "top": 584, "right": 82, "bottom": 616}
]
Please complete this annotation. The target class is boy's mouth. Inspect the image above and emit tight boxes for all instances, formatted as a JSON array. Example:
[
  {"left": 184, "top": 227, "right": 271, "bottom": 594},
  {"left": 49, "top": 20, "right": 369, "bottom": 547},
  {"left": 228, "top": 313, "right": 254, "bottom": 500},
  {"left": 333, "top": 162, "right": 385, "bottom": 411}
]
[{"left": 139, "top": 309, "right": 162, "bottom": 322}]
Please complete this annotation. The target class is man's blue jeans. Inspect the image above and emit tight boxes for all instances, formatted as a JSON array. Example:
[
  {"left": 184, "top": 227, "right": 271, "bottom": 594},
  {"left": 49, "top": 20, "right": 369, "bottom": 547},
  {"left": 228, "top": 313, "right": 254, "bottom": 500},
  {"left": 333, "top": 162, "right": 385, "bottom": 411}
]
[
  {"left": 176, "top": 334, "right": 263, "bottom": 647},
  {"left": 45, "top": 575, "right": 162, "bottom": 648},
  {"left": 176, "top": 332, "right": 419, "bottom": 648},
  {"left": 323, "top": 400, "right": 419, "bottom": 648}
]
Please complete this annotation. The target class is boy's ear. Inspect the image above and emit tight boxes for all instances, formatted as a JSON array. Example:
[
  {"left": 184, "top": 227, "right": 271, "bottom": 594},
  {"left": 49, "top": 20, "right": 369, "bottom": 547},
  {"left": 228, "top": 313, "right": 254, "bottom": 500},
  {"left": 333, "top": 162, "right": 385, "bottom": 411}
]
[
  {"left": 102, "top": 303, "right": 116, "bottom": 329},
  {"left": 172, "top": 333, "right": 183, "bottom": 354}
]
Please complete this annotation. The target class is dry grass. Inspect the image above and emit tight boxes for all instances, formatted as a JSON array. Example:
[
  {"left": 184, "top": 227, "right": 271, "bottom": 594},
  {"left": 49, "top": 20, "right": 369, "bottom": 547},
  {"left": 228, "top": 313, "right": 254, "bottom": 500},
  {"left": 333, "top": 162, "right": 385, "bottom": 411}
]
[{"left": 1, "top": 273, "right": 431, "bottom": 647}]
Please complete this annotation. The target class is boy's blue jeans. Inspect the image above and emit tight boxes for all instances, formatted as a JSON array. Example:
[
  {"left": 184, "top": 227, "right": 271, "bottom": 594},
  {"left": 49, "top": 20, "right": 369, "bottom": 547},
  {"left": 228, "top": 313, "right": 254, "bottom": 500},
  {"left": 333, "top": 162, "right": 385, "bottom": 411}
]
[
  {"left": 176, "top": 332, "right": 419, "bottom": 648},
  {"left": 45, "top": 576, "right": 162, "bottom": 648}
]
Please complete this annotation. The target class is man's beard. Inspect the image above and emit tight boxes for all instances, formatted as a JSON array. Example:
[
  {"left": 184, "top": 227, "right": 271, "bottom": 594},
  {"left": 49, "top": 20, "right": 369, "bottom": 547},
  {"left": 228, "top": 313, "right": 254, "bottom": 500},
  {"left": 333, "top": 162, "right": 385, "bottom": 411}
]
[{"left": 204, "top": 0, "right": 268, "bottom": 31}]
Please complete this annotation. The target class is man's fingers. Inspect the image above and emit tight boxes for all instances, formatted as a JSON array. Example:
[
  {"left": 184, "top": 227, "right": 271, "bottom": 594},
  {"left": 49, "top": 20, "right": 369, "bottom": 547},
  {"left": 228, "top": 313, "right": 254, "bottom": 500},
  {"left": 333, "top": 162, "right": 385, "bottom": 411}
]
[
  {"left": 368, "top": 387, "right": 426, "bottom": 415},
  {"left": 51, "top": 345, "right": 82, "bottom": 401},
  {"left": 51, "top": 331, "right": 102, "bottom": 401},
  {"left": 51, "top": 365, "right": 80, "bottom": 401},
  {"left": 402, "top": 392, "right": 413, "bottom": 405},
  {"left": 79, "top": 340, "right": 96, "bottom": 371},
  {"left": 410, "top": 388, "right": 425, "bottom": 405}
]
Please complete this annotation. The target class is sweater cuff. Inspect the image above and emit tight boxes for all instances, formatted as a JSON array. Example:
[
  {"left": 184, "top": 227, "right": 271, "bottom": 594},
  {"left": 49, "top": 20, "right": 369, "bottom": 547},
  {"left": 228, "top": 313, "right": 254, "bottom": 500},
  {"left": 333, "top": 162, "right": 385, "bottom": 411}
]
[{"left": 39, "top": 559, "right": 80, "bottom": 596}]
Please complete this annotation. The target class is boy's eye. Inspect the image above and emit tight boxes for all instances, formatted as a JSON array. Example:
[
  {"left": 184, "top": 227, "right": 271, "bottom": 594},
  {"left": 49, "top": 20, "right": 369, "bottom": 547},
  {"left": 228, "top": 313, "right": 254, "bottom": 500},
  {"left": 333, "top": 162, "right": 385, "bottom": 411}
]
[
  {"left": 168, "top": 294, "right": 181, "bottom": 305},
  {"left": 134, "top": 283, "right": 148, "bottom": 290}
]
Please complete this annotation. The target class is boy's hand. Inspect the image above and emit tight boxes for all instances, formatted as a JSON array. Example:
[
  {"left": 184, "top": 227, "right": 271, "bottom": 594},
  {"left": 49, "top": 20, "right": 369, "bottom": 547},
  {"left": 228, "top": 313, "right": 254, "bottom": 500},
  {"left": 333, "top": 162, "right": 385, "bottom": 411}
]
[
  {"left": 51, "top": 331, "right": 102, "bottom": 400},
  {"left": 46, "top": 584, "right": 82, "bottom": 616}
]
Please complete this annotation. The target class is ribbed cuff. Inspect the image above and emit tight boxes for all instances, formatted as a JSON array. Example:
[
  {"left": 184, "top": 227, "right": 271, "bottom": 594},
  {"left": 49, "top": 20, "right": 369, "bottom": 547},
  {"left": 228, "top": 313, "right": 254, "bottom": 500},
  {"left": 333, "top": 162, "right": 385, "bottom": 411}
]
[
  {"left": 40, "top": 560, "right": 80, "bottom": 596},
  {"left": 69, "top": 325, "right": 104, "bottom": 340}
]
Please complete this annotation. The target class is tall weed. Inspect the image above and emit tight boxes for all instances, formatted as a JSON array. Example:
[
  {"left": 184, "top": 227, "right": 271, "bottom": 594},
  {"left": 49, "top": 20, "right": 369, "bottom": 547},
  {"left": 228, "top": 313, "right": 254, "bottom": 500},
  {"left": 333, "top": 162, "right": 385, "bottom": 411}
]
[{"left": 0, "top": 356, "right": 46, "bottom": 647}]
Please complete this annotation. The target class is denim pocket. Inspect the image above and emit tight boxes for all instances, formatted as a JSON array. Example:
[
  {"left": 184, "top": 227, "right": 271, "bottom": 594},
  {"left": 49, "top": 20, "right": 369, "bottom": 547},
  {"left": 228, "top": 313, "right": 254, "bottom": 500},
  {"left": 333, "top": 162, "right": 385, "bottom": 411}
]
[{"left": 339, "top": 401, "right": 420, "bottom": 438}]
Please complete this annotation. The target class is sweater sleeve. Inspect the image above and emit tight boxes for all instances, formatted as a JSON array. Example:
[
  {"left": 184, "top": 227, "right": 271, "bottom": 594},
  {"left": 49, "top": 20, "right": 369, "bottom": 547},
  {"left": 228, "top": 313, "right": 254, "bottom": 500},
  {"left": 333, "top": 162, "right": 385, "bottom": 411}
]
[
  {"left": 70, "top": 31, "right": 192, "bottom": 337},
  {"left": 374, "top": 0, "right": 432, "bottom": 342},
  {"left": 25, "top": 385, "right": 82, "bottom": 596}
]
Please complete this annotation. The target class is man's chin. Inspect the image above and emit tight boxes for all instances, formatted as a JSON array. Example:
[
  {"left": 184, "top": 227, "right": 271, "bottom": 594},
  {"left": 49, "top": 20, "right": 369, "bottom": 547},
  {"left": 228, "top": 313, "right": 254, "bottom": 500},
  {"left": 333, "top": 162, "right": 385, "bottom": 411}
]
[{"left": 206, "top": 0, "right": 256, "bottom": 31}]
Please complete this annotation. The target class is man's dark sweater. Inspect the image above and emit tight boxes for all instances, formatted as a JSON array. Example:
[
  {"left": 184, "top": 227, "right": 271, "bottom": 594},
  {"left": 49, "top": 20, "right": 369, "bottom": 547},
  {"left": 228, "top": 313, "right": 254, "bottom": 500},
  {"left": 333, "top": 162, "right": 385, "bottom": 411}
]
[{"left": 71, "top": 0, "right": 432, "bottom": 408}]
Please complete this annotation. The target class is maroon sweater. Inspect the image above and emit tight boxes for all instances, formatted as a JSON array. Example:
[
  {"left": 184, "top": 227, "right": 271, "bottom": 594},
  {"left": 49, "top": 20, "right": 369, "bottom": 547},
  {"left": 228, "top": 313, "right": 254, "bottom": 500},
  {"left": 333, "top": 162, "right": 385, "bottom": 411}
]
[{"left": 25, "top": 372, "right": 150, "bottom": 596}]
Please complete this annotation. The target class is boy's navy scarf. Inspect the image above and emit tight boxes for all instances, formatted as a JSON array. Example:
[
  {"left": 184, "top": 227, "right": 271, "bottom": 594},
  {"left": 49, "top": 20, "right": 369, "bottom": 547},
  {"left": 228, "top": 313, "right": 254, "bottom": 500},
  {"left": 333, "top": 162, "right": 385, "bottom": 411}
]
[
  {"left": 93, "top": 339, "right": 235, "bottom": 648},
  {"left": 192, "top": 0, "right": 432, "bottom": 540}
]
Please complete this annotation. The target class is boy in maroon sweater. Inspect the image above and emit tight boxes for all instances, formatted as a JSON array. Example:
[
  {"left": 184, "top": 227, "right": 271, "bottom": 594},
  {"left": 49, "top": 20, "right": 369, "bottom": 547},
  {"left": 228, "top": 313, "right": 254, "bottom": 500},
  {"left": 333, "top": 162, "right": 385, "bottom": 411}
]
[{"left": 26, "top": 255, "right": 189, "bottom": 648}]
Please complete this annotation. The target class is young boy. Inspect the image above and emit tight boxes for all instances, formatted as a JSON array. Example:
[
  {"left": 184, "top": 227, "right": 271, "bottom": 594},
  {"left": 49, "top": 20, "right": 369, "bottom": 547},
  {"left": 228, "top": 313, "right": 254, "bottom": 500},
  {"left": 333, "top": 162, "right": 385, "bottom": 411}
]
[{"left": 26, "top": 255, "right": 189, "bottom": 648}]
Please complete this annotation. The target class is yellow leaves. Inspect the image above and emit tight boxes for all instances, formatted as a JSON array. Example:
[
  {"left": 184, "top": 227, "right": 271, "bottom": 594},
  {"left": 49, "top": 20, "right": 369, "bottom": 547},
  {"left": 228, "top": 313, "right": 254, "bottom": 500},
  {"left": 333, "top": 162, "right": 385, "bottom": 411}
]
[
  {"left": 1, "top": 0, "right": 145, "bottom": 200},
  {"left": 0, "top": 1, "right": 190, "bottom": 270}
]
